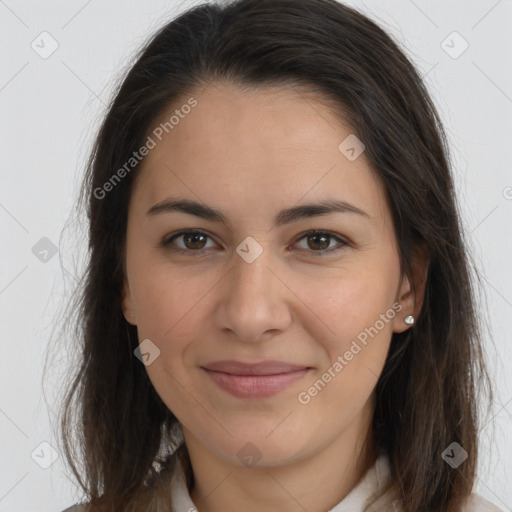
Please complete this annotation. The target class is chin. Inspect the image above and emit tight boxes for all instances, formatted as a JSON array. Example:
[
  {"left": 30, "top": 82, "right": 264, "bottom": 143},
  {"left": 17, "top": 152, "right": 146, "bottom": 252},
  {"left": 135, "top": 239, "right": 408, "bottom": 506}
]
[{"left": 199, "top": 422, "right": 314, "bottom": 469}]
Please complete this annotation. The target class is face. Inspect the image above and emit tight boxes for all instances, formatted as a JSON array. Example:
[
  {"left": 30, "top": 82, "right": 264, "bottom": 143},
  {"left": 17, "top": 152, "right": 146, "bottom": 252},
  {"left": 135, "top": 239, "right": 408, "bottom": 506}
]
[{"left": 122, "top": 82, "right": 419, "bottom": 468}]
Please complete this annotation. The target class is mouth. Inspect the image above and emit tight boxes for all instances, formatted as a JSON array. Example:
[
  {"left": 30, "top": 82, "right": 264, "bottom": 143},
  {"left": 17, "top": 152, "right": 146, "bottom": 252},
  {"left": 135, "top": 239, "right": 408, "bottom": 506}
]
[{"left": 200, "top": 360, "right": 313, "bottom": 398}]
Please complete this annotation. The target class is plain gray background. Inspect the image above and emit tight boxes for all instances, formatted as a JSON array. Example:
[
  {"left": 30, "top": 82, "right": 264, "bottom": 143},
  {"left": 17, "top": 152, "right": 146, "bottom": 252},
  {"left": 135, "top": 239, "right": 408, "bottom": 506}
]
[{"left": 0, "top": 1, "right": 511, "bottom": 510}]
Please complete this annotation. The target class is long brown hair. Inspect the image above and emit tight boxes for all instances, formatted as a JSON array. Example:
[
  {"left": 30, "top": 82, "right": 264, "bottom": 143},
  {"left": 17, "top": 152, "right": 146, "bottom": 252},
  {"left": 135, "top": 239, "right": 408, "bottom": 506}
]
[{"left": 59, "top": 0, "right": 494, "bottom": 510}]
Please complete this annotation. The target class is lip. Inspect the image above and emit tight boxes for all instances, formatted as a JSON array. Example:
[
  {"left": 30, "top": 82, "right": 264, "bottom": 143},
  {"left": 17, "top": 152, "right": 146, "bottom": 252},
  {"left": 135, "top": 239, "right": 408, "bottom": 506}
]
[{"left": 201, "top": 360, "right": 312, "bottom": 398}]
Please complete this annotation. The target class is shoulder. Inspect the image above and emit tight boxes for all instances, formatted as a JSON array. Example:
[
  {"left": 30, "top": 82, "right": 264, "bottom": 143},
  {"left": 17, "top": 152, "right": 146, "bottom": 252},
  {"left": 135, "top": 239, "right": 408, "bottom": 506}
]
[{"left": 463, "top": 493, "right": 506, "bottom": 512}]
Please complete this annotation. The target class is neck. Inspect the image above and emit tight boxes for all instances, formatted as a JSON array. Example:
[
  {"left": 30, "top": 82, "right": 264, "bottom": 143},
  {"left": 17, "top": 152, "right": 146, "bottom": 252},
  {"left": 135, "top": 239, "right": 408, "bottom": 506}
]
[{"left": 183, "top": 401, "right": 376, "bottom": 512}]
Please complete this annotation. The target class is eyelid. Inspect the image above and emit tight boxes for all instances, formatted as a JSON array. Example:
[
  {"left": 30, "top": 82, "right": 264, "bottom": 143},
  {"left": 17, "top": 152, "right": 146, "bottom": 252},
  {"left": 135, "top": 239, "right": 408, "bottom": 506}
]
[
  {"left": 161, "top": 229, "right": 216, "bottom": 252},
  {"left": 161, "top": 229, "right": 349, "bottom": 255},
  {"left": 292, "top": 229, "right": 348, "bottom": 255}
]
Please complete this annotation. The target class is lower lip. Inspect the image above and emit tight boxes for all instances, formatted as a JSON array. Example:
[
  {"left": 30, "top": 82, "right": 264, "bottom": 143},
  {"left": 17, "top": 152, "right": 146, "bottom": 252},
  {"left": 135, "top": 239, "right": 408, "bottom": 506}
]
[{"left": 202, "top": 368, "right": 311, "bottom": 398}]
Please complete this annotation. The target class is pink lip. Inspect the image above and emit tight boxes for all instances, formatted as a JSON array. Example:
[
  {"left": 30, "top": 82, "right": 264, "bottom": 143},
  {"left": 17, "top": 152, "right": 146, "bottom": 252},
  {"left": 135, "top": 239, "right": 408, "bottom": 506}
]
[{"left": 201, "top": 360, "right": 312, "bottom": 398}]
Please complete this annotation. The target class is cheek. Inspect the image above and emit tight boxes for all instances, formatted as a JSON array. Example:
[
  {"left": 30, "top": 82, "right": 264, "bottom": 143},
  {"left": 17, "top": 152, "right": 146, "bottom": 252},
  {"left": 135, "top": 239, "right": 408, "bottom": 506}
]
[
  {"left": 130, "top": 267, "right": 211, "bottom": 416},
  {"left": 292, "top": 278, "right": 396, "bottom": 447},
  {"left": 298, "top": 268, "right": 398, "bottom": 403},
  {"left": 305, "top": 270, "right": 397, "bottom": 348},
  {"left": 130, "top": 262, "right": 223, "bottom": 370}
]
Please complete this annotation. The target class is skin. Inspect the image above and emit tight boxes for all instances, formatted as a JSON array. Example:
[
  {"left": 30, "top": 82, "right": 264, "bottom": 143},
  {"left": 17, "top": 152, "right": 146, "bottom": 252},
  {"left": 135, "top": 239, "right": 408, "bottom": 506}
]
[{"left": 122, "top": 82, "right": 428, "bottom": 512}]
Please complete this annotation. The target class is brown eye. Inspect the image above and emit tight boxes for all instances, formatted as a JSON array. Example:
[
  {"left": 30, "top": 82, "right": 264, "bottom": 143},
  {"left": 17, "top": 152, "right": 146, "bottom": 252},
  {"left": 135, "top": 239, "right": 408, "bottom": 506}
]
[
  {"left": 306, "top": 233, "right": 330, "bottom": 250},
  {"left": 161, "top": 229, "right": 347, "bottom": 257},
  {"left": 180, "top": 232, "right": 208, "bottom": 250},
  {"left": 161, "top": 230, "right": 216, "bottom": 254},
  {"left": 294, "top": 231, "right": 347, "bottom": 255}
]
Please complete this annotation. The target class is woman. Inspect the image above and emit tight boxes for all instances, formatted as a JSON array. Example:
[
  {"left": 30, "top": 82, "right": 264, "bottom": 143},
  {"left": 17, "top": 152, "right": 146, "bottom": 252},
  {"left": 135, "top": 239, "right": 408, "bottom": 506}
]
[{"left": 60, "top": 0, "right": 504, "bottom": 510}]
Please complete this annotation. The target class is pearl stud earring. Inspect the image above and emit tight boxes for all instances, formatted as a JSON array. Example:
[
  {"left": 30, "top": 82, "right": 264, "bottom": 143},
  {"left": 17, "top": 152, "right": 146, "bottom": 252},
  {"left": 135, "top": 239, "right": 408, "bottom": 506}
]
[{"left": 404, "top": 315, "right": 414, "bottom": 325}]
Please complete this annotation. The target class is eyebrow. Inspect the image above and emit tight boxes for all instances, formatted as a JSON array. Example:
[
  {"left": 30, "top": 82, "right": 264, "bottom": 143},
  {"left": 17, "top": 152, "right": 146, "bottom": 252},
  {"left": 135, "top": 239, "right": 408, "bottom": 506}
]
[{"left": 146, "top": 197, "right": 372, "bottom": 228}]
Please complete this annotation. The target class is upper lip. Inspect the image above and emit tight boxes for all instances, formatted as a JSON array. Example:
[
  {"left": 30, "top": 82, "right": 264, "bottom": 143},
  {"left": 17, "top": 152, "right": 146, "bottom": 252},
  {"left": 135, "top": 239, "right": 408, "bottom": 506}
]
[{"left": 201, "top": 360, "right": 310, "bottom": 376}]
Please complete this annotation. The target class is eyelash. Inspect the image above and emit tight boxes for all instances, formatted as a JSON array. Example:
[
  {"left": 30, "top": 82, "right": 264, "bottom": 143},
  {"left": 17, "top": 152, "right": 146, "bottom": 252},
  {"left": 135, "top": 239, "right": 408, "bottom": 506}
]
[{"left": 160, "top": 229, "right": 348, "bottom": 257}]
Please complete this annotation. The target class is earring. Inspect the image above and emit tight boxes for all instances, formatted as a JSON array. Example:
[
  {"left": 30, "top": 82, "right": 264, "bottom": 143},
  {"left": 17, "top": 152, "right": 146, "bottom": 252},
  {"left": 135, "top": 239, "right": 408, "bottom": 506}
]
[{"left": 404, "top": 315, "right": 415, "bottom": 325}]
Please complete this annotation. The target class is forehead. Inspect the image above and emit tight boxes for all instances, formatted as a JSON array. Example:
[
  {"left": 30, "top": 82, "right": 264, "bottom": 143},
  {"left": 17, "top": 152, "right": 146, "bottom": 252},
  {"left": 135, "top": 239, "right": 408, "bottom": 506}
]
[{"left": 130, "top": 82, "right": 390, "bottom": 227}]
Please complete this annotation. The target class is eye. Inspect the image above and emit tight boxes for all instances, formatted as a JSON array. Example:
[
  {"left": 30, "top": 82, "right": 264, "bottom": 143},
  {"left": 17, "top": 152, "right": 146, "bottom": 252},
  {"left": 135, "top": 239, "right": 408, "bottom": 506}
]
[
  {"left": 161, "top": 229, "right": 347, "bottom": 257},
  {"left": 161, "top": 230, "right": 217, "bottom": 255},
  {"left": 292, "top": 230, "right": 348, "bottom": 256}
]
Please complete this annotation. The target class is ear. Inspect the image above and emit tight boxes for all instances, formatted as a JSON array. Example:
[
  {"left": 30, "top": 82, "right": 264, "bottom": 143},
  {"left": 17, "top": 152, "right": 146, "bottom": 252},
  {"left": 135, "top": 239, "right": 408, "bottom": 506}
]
[
  {"left": 393, "top": 243, "right": 430, "bottom": 333},
  {"left": 122, "top": 277, "right": 137, "bottom": 325}
]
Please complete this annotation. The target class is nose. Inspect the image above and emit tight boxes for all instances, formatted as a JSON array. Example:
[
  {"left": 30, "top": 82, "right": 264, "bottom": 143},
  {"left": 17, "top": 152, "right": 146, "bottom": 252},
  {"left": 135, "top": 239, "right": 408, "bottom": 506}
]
[{"left": 213, "top": 251, "right": 293, "bottom": 343}]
